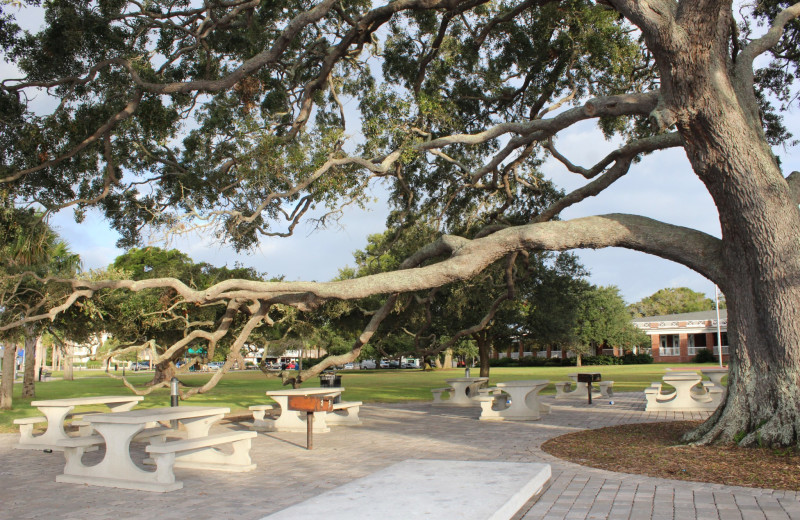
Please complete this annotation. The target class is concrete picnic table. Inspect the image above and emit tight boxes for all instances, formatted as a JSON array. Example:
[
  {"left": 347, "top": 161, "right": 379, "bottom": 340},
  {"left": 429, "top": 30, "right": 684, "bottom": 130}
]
[
  {"left": 478, "top": 380, "right": 550, "bottom": 421},
  {"left": 645, "top": 371, "right": 723, "bottom": 411},
  {"left": 700, "top": 367, "right": 728, "bottom": 390},
  {"left": 56, "top": 405, "right": 235, "bottom": 492},
  {"left": 15, "top": 395, "right": 144, "bottom": 451},
  {"left": 264, "top": 387, "right": 344, "bottom": 433},
  {"left": 444, "top": 377, "right": 489, "bottom": 405}
]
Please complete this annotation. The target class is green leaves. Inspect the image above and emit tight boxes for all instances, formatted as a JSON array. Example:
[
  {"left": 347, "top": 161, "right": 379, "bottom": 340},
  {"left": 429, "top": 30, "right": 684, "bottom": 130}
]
[{"left": 628, "top": 287, "right": 720, "bottom": 318}]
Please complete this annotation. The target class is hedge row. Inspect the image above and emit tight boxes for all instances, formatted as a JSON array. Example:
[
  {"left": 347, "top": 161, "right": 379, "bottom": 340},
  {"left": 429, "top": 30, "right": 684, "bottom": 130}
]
[{"left": 489, "top": 353, "right": 653, "bottom": 367}]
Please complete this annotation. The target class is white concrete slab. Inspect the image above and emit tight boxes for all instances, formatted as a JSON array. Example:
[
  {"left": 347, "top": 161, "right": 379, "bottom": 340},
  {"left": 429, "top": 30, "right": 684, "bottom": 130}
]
[{"left": 262, "top": 459, "right": 551, "bottom": 520}]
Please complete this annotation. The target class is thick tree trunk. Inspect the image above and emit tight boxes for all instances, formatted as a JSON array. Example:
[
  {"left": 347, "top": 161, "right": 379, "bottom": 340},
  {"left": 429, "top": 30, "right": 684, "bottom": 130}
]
[
  {"left": 22, "top": 332, "right": 37, "bottom": 398},
  {"left": 443, "top": 349, "right": 453, "bottom": 370},
  {"left": 63, "top": 343, "right": 74, "bottom": 381},
  {"left": 0, "top": 343, "right": 16, "bottom": 409},
  {"left": 34, "top": 338, "right": 43, "bottom": 381},
  {"left": 152, "top": 361, "right": 177, "bottom": 386},
  {"left": 644, "top": 3, "right": 800, "bottom": 447},
  {"left": 475, "top": 332, "right": 491, "bottom": 378}
]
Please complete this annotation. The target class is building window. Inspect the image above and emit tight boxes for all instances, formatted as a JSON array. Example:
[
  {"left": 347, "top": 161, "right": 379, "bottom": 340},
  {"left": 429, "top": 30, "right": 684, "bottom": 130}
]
[{"left": 660, "top": 334, "right": 680, "bottom": 356}]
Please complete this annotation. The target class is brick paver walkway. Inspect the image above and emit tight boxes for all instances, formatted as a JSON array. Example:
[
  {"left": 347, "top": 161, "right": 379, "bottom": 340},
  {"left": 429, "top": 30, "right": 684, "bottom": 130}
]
[{"left": 1, "top": 392, "right": 798, "bottom": 519}]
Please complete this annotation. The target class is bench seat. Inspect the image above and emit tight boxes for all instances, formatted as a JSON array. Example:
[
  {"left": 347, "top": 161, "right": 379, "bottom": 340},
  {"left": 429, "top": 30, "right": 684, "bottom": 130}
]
[
  {"left": 15, "top": 412, "right": 110, "bottom": 447},
  {"left": 326, "top": 401, "right": 362, "bottom": 426},
  {"left": 431, "top": 387, "right": 453, "bottom": 404},
  {"left": 14, "top": 416, "right": 50, "bottom": 446},
  {"left": 146, "top": 430, "right": 257, "bottom": 472},
  {"left": 249, "top": 404, "right": 275, "bottom": 430},
  {"left": 14, "top": 410, "right": 101, "bottom": 427},
  {"left": 14, "top": 416, "right": 47, "bottom": 425}
]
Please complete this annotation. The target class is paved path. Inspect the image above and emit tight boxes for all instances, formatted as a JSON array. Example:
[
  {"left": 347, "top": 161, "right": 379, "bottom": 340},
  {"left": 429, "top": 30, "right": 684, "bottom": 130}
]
[{"left": 1, "top": 392, "right": 798, "bottom": 520}]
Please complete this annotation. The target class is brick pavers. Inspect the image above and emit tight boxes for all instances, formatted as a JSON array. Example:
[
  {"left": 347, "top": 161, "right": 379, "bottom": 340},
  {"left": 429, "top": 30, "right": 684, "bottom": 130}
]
[{"left": 1, "top": 392, "right": 798, "bottom": 520}]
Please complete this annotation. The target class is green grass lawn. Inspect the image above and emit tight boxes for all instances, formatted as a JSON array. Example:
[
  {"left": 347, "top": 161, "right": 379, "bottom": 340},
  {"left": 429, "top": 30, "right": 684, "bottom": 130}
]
[{"left": 0, "top": 363, "right": 725, "bottom": 433}]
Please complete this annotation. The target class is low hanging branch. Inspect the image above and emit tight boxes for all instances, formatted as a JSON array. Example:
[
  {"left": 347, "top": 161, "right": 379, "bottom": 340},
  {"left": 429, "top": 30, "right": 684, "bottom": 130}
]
[{"left": 1, "top": 213, "right": 725, "bottom": 335}]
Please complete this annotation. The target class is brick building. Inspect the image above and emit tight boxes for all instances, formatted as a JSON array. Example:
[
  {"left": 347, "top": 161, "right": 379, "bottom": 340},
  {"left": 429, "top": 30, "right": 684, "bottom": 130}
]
[{"left": 632, "top": 309, "right": 728, "bottom": 363}]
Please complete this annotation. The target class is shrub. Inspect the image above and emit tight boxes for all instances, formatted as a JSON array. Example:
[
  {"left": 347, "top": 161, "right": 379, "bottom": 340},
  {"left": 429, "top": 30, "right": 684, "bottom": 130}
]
[
  {"left": 620, "top": 352, "right": 653, "bottom": 364},
  {"left": 489, "top": 357, "right": 517, "bottom": 367},
  {"left": 86, "top": 360, "right": 103, "bottom": 369},
  {"left": 518, "top": 355, "right": 547, "bottom": 367},
  {"left": 692, "top": 348, "right": 717, "bottom": 363},
  {"left": 581, "top": 355, "right": 619, "bottom": 366}
]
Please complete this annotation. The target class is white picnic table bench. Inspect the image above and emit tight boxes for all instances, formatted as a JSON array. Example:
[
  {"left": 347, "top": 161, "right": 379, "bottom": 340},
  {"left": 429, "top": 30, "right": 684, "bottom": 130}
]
[
  {"left": 56, "top": 405, "right": 256, "bottom": 492},
  {"left": 645, "top": 370, "right": 724, "bottom": 411},
  {"left": 431, "top": 377, "right": 489, "bottom": 405},
  {"left": 14, "top": 395, "right": 144, "bottom": 451},
  {"left": 477, "top": 380, "right": 551, "bottom": 421}
]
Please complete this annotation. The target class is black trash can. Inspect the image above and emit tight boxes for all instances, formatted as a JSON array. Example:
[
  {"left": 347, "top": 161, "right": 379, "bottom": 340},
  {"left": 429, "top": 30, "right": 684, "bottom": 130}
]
[{"left": 319, "top": 373, "right": 343, "bottom": 402}]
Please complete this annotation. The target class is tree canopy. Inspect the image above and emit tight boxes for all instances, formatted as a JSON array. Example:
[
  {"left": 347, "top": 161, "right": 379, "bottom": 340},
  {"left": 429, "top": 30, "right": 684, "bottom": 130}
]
[
  {"left": 628, "top": 287, "right": 722, "bottom": 317},
  {"left": 573, "top": 285, "right": 646, "bottom": 353},
  {"left": 1, "top": 0, "right": 800, "bottom": 446},
  {"left": 89, "top": 247, "right": 283, "bottom": 393}
]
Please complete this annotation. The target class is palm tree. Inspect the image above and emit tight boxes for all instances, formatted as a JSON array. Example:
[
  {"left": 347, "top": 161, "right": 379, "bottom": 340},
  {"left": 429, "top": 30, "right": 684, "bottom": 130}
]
[{"left": 0, "top": 205, "right": 81, "bottom": 406}]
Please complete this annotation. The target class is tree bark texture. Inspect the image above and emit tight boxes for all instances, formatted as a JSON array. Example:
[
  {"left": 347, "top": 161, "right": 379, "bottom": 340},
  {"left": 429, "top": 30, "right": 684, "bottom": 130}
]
[
  {"left": 475, "top": 332, "right": 491, "bottom": 378},
  {"left": 0, "top": 344, "right": 16, "bottom": 409},
  {"left": 64, "top": 343, "right": 74, "bottom": 381},
  {"left": 631, "top": 1, "right": 800, "bottom": 446},
  {"left": 152, "top": 361, "right": 177, "bottom": 386},
  {"left": 21, "top": 332, "right": 37, "bottom": 398}
]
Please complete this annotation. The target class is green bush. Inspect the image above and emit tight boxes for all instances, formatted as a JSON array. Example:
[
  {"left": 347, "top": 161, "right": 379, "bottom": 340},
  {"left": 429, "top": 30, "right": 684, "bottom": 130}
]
[
  {"left": 518, "top": 355, "right": 547, "bottom": 367},
  {"left": 86, "top": 360, "right": 103, "bottom": 369},
  {"left": 692, "top": 348, "right": 717, "bottom": 363},
  {"left": 620, "top": 352, "right": 654, "bottom": 364},
  {"left": 581, "top": 355, "right": 620, "bottom": 365},
  {"left": 489, "top": 357, "right": 517, "bottom": 367}
]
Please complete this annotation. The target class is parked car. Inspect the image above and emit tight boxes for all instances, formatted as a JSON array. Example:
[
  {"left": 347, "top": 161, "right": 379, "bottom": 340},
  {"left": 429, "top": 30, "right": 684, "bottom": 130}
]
[
  {"left": 379, "top": 360, "right": 390, "bottom": 368},
  {"left": 360, "top": 360, "right": 376, "bottom": 369},
  {"left": 388, "top": 360, "right": 400, "bottom": 368},
  {"left": 130, "top": 361, "right": 150, "bottom": 371},
  {"left": 401, "top": 362, "right": 417, "bottom": 369},
  {"left": 207, "top": 361, "right": 224, "bottom": 370}
]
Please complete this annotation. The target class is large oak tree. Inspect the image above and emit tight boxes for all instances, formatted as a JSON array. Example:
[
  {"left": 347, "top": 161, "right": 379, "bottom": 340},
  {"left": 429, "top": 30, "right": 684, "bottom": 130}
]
[{"left": 1, "top": 0, "right": 799, "bottom": 446}]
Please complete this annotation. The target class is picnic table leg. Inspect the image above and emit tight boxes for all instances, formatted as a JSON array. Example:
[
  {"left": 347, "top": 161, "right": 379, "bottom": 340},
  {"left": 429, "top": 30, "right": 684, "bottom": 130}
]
[
  {"left": 179, "top": 413, "right": 225, "bottom": 438},
  {"left": 36, "top": 405, "right": 75, "bottom": 447},
  {"left": 58, "top": 422, "right": 183, "bottom": 492},
  {"left": 307, "top": 412, "right": 314, "bottom": 450}
]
